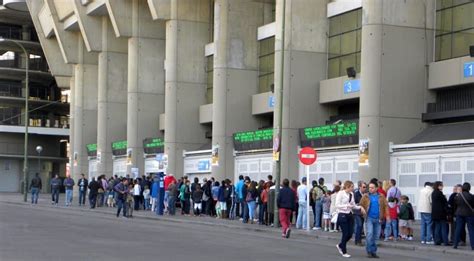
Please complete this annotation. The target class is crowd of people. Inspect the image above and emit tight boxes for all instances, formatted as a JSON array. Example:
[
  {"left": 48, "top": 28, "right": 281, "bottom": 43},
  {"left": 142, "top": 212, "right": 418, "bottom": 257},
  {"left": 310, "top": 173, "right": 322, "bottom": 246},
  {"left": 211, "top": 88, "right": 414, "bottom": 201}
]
[{"left": 28, "top": 172, "right": 474, "bottom": 259}]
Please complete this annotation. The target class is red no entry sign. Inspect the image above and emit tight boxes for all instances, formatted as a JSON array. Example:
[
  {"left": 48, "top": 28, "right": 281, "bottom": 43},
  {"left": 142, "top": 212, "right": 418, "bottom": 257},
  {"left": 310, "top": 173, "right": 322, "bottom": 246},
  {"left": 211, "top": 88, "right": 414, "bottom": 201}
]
[{"left": 299, "top": 147, "right": 317, "bottom": 165}]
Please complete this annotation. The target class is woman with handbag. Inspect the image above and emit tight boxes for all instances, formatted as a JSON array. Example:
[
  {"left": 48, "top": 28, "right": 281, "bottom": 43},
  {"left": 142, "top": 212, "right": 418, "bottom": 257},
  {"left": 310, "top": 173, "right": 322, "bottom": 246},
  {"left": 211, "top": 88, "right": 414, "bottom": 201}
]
[
  {"left": 335, "top": 180, "right": 365, "bottom": 258},
  {"left": 453, "top": 182, "right": 474, "bottom": 250}
]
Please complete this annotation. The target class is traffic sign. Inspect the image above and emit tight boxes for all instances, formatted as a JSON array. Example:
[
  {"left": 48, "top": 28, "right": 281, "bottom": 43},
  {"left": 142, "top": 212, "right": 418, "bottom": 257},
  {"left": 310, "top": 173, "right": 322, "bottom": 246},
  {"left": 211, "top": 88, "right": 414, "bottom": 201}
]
[{"left": 299, "top": 147, "right": 317, "bottom": 165}]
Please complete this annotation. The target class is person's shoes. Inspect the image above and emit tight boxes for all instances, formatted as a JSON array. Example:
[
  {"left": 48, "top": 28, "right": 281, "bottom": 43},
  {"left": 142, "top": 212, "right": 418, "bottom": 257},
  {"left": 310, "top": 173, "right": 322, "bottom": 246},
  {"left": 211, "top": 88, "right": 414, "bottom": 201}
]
[
  {"left": 285, "top": 228, "right": 291, "bottom": 239},
  {"left": 426, "top": 241, "right": 435, "bottom": 245},
  {"left": 371, "top": 253, "right": 380, "bottom": 258},
  {"left": 313, "top": 227, "right": 321, "bottom": 230},
  {"left": 407, "top": 236, "right": 413, "bottom": 241},
  {"left": 384, "top": 238, "right": 389, "bottom": 242},
  {"left": 342, "top": 253, "right": 351, "bottom": 258},
  {"left": 336, "top": 244, "right": 343, "bottom": 255},
  {"left": 421, "top": 241, "right": 426, "bottom": 244},
  {"left": 444, "top": 243, "right": 453, "bottom": 246},
  {"left": 460, "top": 242, "right": 466, "bottom": 246},
  {"left": 368, "top": 253, "right": 374, "bottom": 258}
]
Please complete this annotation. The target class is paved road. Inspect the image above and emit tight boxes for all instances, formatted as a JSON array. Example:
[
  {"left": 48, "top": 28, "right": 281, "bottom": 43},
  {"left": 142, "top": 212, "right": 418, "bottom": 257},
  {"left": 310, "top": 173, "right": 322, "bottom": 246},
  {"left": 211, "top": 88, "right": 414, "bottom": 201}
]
[{"left": 0, "top": 201, "right": 463, "bottom": 261}]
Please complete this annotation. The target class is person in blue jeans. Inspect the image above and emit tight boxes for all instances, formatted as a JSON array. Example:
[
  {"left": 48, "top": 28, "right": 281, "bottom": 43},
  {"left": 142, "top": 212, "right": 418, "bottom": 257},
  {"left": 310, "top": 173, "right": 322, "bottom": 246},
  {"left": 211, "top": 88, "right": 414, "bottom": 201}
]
[
  {"left": 431, "top": 181, "right": 450, "bottom": 246},
  {"left": 453, "top": 182, "right": 474, "bottom": 250},
  {"left": 360, "top": 180, "right": 389, "bottom": 259},
  {"left": 114, "top": 178, "right": 129, "bottom": 217},
  {"left": 29, "top": 173, "right": 42, "bottom": 204},
  {"left": 77, "top": 174, "right": 88, "bottom": 206},
  {"left": 312, "top": 178, "right": 327, "bottom": 230},
  {"left": 353, "top": 181, "right": 367, "bottom": 245},
  {"left": 63, "top": 175, "right": 75, "bottom": 206},
  {"left": 296, "top": 177, "right": 308, "bottom": 229},
  {"left": 418, "top": 182, "right": 434, "bottom": 244},
  {"left": 50, "top": 174, "right": 61, "bottom": 205},
  {"left": 246, "top": 181, "right": 258, "bottom": 224}
]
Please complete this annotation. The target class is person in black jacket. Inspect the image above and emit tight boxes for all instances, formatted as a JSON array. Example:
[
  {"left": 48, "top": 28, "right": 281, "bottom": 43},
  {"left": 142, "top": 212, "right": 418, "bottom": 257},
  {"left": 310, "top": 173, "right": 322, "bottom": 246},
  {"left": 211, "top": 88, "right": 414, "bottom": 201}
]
[
  {"left": 77, "top": 174, "right": 88, "bottom": 206},
  {"left": 448, "top": 185, "right": 466, "bottom": 244},
  {"left": 88, "top": 178, "right": 101, "bottom": 209},
  {"left": 277, "top": 178, "right": 295, "bottom": 239},
  {"left": 432, "top": 181, "right": 450, "bottom": 246},
  {"left": 453, "top": 182, "right": 474, "bottom": 250},
  {"left": 29, "top": 173, "right": 42, "bottom": 204}
]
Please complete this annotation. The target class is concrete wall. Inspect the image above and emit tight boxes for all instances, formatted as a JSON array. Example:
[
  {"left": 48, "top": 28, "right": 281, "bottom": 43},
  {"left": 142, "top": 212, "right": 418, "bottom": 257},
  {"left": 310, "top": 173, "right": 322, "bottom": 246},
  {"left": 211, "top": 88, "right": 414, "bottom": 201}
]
[
  {"left": 164, "top": 0, "right": 210, "bottom": 177},
  {"left": 358, "top": 0, "right": 434, "bottom": 182},
  {"left": 211, "top": 0, "right": 263, "bottom": 181},
  {"left": 429, "top": 57, "right": 474, "bottom": 89},
  {"left": 319, "top": 75, "right": 361, "bottom": 104},
  {"left": 273, "top": 0, "right": 333, "bottom": 182},
  {"left": 96, "top": 17, "right": 128, "bottom": 177},
  {"left": 125, "top": 0, "right": 166, "bottom": 175}
]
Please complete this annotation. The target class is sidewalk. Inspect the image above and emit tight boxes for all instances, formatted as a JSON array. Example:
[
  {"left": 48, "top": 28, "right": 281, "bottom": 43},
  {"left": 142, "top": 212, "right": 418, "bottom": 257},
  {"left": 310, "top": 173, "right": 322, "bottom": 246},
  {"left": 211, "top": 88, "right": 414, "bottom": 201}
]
[{"left": 1, "top": 192, "right": 472, "bottom": 257}]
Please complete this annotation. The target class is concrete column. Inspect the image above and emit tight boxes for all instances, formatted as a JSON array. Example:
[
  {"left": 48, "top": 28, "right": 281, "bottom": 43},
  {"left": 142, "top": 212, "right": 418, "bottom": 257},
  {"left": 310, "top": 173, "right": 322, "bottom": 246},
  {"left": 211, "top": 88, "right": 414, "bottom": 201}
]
[
  {"left": 126, "top": 0, "right": 166, "bottom": 174},
  {"left": 211, "top": 0, "right": 262, "bottom": 181},
  {"left": 72, "top": 39, "right": 98, "bottom": 186},
  {"left": 359, "top": 0, "right": 434, "bottom": 181},
  {"left": 97, "top": 17, "right": 128, "bottom": 177},
  {"left": 164, "top": 0, "right": 210, "bottom": 176},
  {"left": 273, "top": 0, "right": 332, "bottom": 181},
  {"left": 69, "top": 76, "right": 75, "bottom": 178}
]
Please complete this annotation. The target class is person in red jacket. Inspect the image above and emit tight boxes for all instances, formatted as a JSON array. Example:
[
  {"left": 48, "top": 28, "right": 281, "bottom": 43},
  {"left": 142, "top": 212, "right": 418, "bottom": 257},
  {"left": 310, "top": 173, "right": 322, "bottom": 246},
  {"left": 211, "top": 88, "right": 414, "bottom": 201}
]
[
  {"left": 164, "top": 174, "right": 177, "bottom": 213},
  {"left": 384, "top": 197, "right": 400, "bottom": 241}
]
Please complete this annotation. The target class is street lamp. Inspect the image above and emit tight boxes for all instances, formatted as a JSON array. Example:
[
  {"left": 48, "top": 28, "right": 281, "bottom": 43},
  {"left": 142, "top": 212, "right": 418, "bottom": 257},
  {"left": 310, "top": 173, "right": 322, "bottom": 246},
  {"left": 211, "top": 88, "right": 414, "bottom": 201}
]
[
  {"left": 0, "top": 38, "right": 29, "bottom": 202},
  {"left": 36, "top": 145, "right": 43, "bottom": 178}
]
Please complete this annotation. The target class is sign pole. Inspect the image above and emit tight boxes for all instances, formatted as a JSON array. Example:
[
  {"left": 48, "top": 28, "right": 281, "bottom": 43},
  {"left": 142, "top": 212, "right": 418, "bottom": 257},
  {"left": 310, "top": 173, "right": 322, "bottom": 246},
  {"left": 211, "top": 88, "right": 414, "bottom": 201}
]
[
  {"left": 298, "top": 146, "right": 318, "bottom": 232},
  {"left": 306, "top": 164, "right": 310, "bottom": 232}
]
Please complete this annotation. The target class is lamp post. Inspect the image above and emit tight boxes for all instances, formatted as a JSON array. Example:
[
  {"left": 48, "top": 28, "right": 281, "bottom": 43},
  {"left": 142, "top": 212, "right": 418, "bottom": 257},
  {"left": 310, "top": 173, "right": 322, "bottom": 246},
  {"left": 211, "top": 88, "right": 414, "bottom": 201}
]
[
  {"left": 273, "top": 0, "right": 286, "bottom": 227},
  {"left": 0, "top": 38, "right": 29, "bottom": 202},
  {"left": 36, "top": 145, "right": 43, "bottom": 176}
]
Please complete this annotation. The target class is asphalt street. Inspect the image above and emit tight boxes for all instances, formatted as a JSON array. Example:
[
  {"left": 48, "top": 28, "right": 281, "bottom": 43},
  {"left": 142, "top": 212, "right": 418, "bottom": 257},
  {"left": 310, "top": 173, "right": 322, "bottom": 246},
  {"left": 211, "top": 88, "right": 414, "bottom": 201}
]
[{"left": 0, "top": 201, "right": 468, "bottom": 261}]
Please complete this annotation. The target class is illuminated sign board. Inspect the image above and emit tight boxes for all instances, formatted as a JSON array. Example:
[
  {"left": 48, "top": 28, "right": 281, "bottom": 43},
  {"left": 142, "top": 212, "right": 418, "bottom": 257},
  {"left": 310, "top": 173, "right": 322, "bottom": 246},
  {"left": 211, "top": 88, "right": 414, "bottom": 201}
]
[
  {"left": 111, "top": 140, "right": 127, "bottom": 156},
  {"left": 143, "top": 138, "right": 165, "bottom": 154},
  {"left": 86, "top": 143, "right": 97, "bottom": 157},
  {"left": 300, "top": 121, "right": 358, "bottom": 148},
  {"left": 233, "top": 129, "right": 273, "bottom": 151}
]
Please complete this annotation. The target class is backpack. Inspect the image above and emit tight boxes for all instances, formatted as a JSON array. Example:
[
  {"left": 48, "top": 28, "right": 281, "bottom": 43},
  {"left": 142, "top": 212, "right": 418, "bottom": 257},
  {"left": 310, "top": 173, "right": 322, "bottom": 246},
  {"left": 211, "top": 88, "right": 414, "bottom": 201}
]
[
  {"left": 224, "top": 187, "right": 230, "bottom": 200},
  {"left": 407, "top": 203, "right": 415, "bottom": 220},
  {"left": 309, "top": 188, "right": 315, "bottom": 207}
]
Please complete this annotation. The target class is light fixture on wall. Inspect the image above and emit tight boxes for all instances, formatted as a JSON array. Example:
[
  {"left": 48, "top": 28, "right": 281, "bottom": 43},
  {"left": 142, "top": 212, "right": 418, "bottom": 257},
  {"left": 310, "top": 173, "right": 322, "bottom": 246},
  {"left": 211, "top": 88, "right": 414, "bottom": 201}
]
[{"left": 346, "top": 67, "right": 356, "bottom": 78}]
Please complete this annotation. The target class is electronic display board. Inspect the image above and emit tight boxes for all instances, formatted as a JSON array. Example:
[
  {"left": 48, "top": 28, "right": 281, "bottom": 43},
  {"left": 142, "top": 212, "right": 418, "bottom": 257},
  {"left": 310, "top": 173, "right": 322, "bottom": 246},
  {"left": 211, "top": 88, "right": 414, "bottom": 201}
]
[
  {"left": 143, "top": 137, "right": 165, "bottom": 154},
  {"left": 86, "top": 143, "right": 97, "bottom": 157},
  {"left": 233, "top": 129, "right": 273, "bottom": 151},
  {"left": 299, "top": 121, "right": 358, "bottom": 148},
  {"left": 111, "top": 140, "right": 127, "bottom": 156}
]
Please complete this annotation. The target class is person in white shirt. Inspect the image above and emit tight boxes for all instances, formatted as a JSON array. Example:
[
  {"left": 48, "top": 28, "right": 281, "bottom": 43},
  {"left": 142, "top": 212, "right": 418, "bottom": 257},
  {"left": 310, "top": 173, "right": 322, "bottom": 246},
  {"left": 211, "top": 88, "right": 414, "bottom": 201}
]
[
  {"left": 133, "top": 180, "right": 141, "bottom": 211},
  {"left": 417, "top": 182, "right": 434, "bottom": 244},
  {"left": 335, "top": 180, "right": 365, "bottom": 258},
  {"left": 296, "top": 177, "right": 308, "bottom": 229}
]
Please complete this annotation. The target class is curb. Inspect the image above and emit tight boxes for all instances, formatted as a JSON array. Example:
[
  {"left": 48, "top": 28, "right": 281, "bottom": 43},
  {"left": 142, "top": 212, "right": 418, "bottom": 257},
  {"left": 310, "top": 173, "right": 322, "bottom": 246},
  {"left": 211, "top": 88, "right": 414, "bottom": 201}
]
[{"left": 3, "top": 199, "right": 473, "bottom": 257}]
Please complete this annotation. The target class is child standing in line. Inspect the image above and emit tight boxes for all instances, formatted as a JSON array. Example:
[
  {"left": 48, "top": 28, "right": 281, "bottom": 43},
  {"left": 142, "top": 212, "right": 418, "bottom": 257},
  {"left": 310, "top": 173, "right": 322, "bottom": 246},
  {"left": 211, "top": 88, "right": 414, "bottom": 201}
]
[
  {"left": 399, "top": 195, "right": 414, "bottom": 240},
  {"left": 385, "top": 197, "right": 399, "bottom": 241},
  {"left": 143, "top": 185, "right": 151, "bottom": 210},
  {"left": 322, "top": 192, "right": 332, "bottom": 232}
]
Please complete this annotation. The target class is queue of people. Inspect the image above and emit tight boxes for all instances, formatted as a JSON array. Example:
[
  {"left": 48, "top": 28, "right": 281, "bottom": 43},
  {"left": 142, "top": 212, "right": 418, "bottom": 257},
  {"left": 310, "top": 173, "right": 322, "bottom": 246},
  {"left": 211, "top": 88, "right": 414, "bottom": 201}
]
[{"left": 28, "top": 171, "right": 474, "bottom": 259}]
